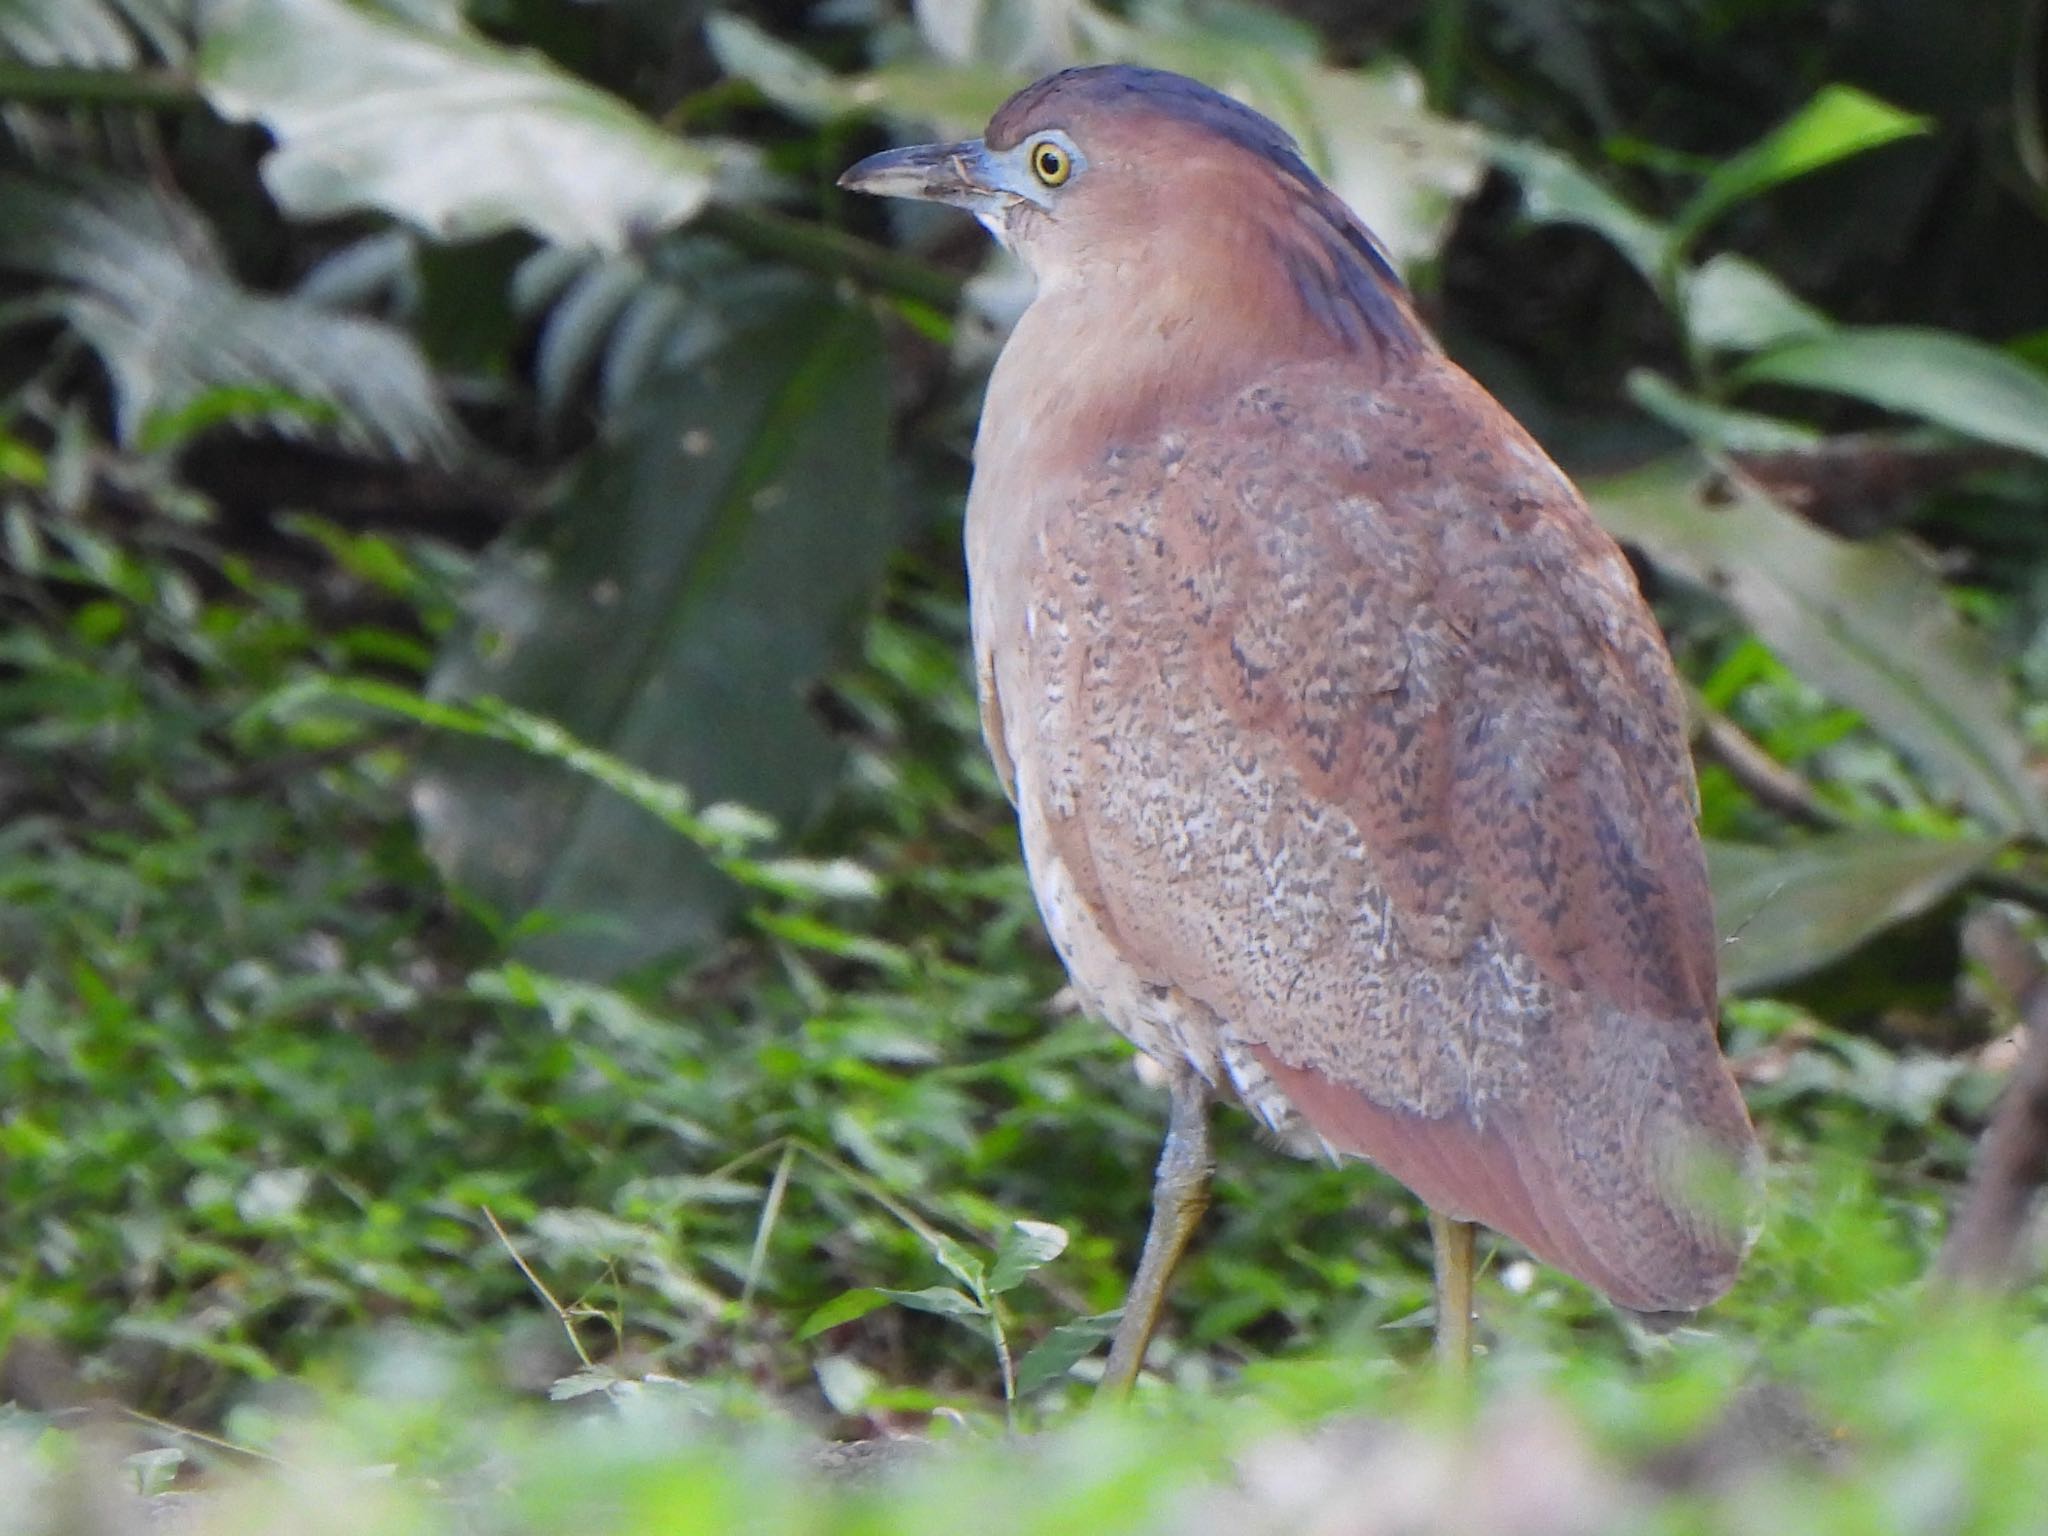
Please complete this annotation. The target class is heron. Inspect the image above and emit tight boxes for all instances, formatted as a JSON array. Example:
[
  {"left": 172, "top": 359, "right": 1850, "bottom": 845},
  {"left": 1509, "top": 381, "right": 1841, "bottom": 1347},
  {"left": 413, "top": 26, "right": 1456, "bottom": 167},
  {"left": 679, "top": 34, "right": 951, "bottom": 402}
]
[{"left": 841, "top": 64, "right": 1759, "bottom": 1390}]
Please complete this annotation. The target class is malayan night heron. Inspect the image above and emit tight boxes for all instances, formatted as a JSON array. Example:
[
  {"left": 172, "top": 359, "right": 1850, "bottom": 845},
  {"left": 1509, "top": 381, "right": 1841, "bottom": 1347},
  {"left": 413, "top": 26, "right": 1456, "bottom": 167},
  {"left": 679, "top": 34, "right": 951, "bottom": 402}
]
[{"left": 841, "top": 65, "right": 1759, "bottom": 1390}]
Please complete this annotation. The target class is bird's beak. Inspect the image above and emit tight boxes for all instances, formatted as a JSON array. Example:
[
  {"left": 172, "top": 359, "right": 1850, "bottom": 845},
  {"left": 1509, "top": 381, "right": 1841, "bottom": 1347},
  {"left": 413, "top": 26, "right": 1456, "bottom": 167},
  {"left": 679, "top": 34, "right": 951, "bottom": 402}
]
[{"left": 837, "top": 138, "right": 1018, "bottom": 213}]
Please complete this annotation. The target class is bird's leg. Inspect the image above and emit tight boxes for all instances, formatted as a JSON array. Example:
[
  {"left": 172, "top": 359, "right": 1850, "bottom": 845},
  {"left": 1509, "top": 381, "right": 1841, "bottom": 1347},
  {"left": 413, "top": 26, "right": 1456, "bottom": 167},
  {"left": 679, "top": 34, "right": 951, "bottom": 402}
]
[
  {"left": 1098, "top": 1064, "right": 1213, "bottom": 1398},
  {"left": 1429, "top": 1209, "right": 1477, "bottom": 1377}
]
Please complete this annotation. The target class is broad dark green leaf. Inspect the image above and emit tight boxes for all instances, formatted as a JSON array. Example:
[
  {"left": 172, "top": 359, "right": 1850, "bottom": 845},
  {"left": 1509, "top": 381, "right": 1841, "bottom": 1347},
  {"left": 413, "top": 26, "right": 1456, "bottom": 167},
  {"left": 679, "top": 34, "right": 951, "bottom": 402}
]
[
  {"left": 1014, "top": 1310, "right": 1120, "bottom": 1396},
  {"left": 1737, "top": 327, "right": 2048, "bottom": 463},
  {"left": 417, "top": 285, "right": 896, "bottom": 977},
  {"left": 987, "top": 1219, "right": 1068, "bottom": 1295},
  {"left": 1673, "top": 85, "right": 1928, "bottom": 246},
  {"left": 1591, "top": 456, "right": 2047, "bottom": 837},
  {"left": 200, "top": 0, "right": 723, "bottom": 250},
  {"left": 1709, "top": 835, "right": 2000, "bottom": 994}
]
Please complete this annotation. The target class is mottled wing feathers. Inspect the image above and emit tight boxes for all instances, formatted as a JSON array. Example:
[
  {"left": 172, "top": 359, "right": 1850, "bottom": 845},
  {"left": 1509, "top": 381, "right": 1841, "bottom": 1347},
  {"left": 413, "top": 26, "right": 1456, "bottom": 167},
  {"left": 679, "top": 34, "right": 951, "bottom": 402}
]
[{"left": 998, "top": 353, "right": 1754, "bottom": 1309}]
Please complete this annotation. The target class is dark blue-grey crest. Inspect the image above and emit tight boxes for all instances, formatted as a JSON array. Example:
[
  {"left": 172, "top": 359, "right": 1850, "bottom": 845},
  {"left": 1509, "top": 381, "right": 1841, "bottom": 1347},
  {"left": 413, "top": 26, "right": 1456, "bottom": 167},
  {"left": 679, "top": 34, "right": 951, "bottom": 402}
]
[
  {"left": 986, "top": 65, "right": 1415, "bottom": 352},
  {"left": 985, "top": 64, "right": 1309, "bottom": 168}
]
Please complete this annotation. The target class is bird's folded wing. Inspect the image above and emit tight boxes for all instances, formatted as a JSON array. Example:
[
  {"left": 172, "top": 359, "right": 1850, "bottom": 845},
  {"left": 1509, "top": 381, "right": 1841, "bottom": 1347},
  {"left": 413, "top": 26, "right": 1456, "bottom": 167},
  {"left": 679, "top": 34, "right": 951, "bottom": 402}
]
[{"left": 1025, "top": 355, "right": 1754, "bottom": 1308}]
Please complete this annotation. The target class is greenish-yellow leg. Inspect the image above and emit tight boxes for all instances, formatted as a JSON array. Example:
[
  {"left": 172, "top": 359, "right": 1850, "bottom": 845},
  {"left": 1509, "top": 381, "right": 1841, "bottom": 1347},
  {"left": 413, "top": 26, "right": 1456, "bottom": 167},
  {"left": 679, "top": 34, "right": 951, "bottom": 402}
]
[
  {"left": 1099, "top": 1066, "right": 1213, "bottom": 1398},
  {"left": 1430, "top": 1209, "right": 1477, "bottom": 1376}
]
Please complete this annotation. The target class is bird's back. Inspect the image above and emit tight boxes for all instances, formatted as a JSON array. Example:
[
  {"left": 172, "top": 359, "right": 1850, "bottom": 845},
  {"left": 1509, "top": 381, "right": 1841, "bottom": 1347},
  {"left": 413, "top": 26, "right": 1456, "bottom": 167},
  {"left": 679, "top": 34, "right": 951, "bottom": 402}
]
[{"left": 968, "top": 341, "right": 1758, "bottom": 1313}]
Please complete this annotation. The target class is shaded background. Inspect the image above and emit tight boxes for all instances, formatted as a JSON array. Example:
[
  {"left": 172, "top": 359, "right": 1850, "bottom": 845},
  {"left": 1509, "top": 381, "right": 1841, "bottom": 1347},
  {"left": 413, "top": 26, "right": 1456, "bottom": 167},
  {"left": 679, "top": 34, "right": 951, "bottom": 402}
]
[{"left": 2, "top": 0, "right": 2048, "bottom": 1501}]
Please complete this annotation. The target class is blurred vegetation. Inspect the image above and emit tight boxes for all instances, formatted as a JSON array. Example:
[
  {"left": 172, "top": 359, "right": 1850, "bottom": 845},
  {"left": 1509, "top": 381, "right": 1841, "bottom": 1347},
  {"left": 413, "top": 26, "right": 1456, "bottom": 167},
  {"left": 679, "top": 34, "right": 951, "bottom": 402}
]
[{"left": 2, "top": 0, "right": 2047, "bottom": 1529}]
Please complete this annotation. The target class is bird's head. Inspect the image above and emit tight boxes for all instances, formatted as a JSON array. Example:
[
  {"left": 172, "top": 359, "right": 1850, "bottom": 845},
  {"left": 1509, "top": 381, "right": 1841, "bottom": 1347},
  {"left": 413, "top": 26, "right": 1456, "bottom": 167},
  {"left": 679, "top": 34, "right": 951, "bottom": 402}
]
[{"left": 840, "top": 65, "right": 1419, "bottom": 354}]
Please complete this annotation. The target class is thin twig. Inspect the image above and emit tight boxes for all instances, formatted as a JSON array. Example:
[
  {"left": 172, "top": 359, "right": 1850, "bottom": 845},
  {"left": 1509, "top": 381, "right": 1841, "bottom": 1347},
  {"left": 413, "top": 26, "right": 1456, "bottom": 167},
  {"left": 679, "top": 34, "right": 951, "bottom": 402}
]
[
  {"left": 989, "top": 1308, "right": 1017, "bottom": 1423},
  {"left": 741, "top": 1141, "right": 798, "bottom": 1308},
  {"left": 2015, "top": 0, "right": 2048, "bottom": 196},
  {"left": 1971, "top": 868, "right": 2048, "bottom": 921},
  {"left": 113, "top": 1406, "right": 287, "bottom": 1467},
  {"left": 0, "top": 63, "right": 197, "bottom": 110},
  {"left": 695, "top": 202, "right": 966, "bottom": 311},
  {"left": 483, "top": 1206, "right": 595, "bottom": 1369},
  {"left": 1937, "top": 982, "right": 2048, "bottom": 1290},
  {"left": 1689, "top": 696, "right": 2048, "bottom": 923},
  {"left": 1690, "top": 700, "right": 1844, "bottom": 831}
]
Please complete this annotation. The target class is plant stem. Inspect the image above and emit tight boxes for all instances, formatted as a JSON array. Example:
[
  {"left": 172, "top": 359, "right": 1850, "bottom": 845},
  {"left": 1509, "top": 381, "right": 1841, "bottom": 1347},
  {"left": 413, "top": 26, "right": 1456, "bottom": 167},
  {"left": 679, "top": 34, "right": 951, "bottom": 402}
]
[
  {"left": 1972, "top": 867, "right": 2048, "bottom": 917},
  {"left": 989, "top": 1303, "right": 1017, "bottom": 1425},
  {"left": 697, "top": 202, "right": 965, "bottom": 311},
  {"left": 0, "top": 63, "right": 198, "bottom": 111},
  {"left": 1422, "top": 0, "right": 1469, "bottom": 114},
  {"left": 1693, "top": 702, "right": 1844, "bottom": 830}
]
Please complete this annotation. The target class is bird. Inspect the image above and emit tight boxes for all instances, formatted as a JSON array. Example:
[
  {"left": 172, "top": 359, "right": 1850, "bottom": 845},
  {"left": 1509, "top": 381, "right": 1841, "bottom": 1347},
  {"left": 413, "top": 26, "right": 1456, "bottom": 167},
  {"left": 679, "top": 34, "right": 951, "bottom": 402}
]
[{"left": 840, "top": 64, "right": 1759, "bottom": 1389}]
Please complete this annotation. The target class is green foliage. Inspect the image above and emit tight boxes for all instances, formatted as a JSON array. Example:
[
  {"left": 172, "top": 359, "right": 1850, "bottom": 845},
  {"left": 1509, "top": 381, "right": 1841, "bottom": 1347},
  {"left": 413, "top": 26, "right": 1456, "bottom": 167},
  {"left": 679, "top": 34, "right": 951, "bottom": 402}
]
[
  {"left": 1591, "top": 458, "right": 2042, "bottom": 840},
  {"left": 1669, "top": 84, "right": 1929, "bottom": 251},
  {"left": 3, "top": 0, "right": 2048, "bottom": 1528},
  {"left": 419, "top": 283, "right": 899, "bottom": 976},
  {"left": 0, "top": 173, "right": 462, "bottom": 460},
  {"left": 200, "top": 0, "right": 727, "bottom": 249},
  {"left": 8, "top": 1296, "right": 2048, "bottom": 1533},
  {"left": 1735, "top": 328, "right": 2048, "bottom": 462}
]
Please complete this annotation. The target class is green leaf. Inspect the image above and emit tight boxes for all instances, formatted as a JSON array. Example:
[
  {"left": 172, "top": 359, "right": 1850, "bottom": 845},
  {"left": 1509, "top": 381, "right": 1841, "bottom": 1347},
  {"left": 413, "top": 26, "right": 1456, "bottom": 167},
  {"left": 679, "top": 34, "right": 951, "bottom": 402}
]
[
  {"left": 198, "top": 0, "right": 724, "bottom": 250},
  {"left": 794, "top": 1288, "right": 894, "bottom": 1342},
  {"left": 0, "top": 172, "right": 462, "bottom": 461},
  {"left": 1492, "top": 138, "right": 1673, "bottom": 282},
  {"left": 987, "top": 1219, "right": 1068, "bottom": 1295},
  {"left": 928, "top": 1235, "right": 987, "bottom": 1293},
  {"left": 716, "top": 12, "right": 1483, "bottom": 273},
  {"left": 417, "top": 283, "right": 897, "bottom": 977},
  {"left": 742, "top": 858, "right": 882, "bottom": 903},
  {"left": 812, "top": 1353, "right": 879, "bottom": 1414},
  {"left": 1709, "top": 835, "right": 2000, "bottom": 994},
  {"left": 0, "top": 0, "right": 188, "bottom": 67},
  {"left": 929, "top": 0, "right": 1125, "bottom": 69},
  {"left": 137, "top": 384, "right": 341, "bottom": 451},
  {"left": 875, "top": 1285, "right": 985, "bottom": 1319},
  {"left": 547, "top": 1367, "right": 624, "bottom": 1401},
  {"left": 1682, "top": 253, "right": 1834, "bottom": 355},
  {"left": 707, "top": 12, "right": 1013, "bottom": 137},
  {"left": 1274, "top": 59, "right": 1486, "bottom": 271},
  {"left": 706, "top": 13, "right": 868, "bottom": 122},
  {"left": 1736, "top": 327, "right": 2048, "bottom": 463},
  {"left": 1590, "top": 456, "right": 2048, "bottom": 837},
  {"left": 1014, "top": 1311, "right": 1120, "bottom": 1396},
  {"left": 1627, "top": 371, "right": 1820, "bottom": 455},
  {"left": 263, "top": 679, "right": 761, "bottom": 860},
  {"left": 1674, "top": 85, "right": 1929, "bottom": 246}
]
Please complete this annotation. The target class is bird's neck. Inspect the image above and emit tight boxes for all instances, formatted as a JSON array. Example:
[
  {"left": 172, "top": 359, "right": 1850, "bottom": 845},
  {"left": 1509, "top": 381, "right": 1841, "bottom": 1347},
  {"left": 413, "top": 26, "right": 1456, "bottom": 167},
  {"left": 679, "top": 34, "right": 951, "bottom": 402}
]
[{"left": 976, "top": 249, "right": 1410, "bottom": 479}]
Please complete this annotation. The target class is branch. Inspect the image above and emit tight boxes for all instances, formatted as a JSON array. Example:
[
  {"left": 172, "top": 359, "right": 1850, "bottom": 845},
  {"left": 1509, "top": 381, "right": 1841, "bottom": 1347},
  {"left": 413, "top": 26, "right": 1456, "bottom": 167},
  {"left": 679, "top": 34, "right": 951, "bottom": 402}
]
[
  {"left": 1691, "top": 701, "right": 1845, "bottom": 831},
  {"left": 0, "top": 63, "right": 198, "bottom": 111},
  {"left": 695, "top": 202, "right": 966, "bottom": 312},
  {"left": 1689, "top": 697, "right": 2048, "bottom": 922},
  {"left": 1937, "top": 974, "right": 2048, "bottom": 1290},
  {"left": 1971, "top": 867, "right": 2048, "bottom": 919}
]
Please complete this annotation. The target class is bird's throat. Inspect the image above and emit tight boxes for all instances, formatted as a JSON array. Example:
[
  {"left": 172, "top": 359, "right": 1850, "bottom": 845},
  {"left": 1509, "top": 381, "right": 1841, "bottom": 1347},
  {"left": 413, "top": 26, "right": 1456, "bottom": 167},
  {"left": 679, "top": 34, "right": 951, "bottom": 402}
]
[{"left": 978, "top": 273, "right": 1351, "bottom": 477}]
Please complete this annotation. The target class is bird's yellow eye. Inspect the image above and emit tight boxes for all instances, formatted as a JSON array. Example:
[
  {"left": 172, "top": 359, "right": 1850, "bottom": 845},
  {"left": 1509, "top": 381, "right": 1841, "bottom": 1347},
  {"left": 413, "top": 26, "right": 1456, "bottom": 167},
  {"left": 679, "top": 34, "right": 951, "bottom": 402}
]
[{"left": 1029, "top": 139, "right": 1072, "bottom": 187}]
